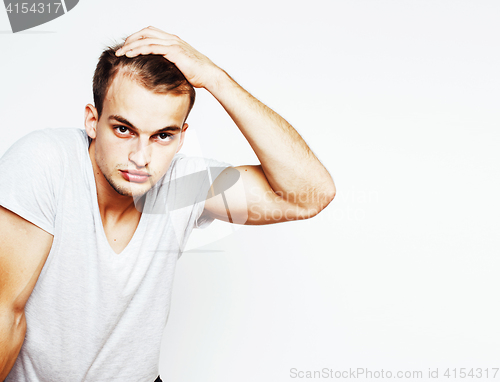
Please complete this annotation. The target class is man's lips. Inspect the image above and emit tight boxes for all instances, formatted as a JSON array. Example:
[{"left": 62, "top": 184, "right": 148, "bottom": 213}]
[{"left": 119, "top": 170, "right": 151, "bottom": 183}]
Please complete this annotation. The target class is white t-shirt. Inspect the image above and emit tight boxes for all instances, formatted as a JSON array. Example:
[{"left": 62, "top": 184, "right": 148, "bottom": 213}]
[{"left": 0, "top": 128, "right": 231, "bottom": 382}]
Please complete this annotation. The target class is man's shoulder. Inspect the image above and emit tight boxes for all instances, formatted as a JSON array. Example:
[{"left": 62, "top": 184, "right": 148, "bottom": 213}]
[
  {"left": 0, "top": 128, "right": 88, "bottom": 235},
  {"left": 21, "top": 127, "right": 87, "bottom": 148},
  {"left": 0, "top": 127, "right": 89, "bottom": 182},
  {"left": 4, "top": 128, "right": 87, "bottom": 163},
  {"left": 7, "top": 127, "right": 84, "bottom": 151}
]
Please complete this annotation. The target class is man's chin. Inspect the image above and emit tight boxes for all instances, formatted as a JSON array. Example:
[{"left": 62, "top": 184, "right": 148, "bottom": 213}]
[
  {"left": 108, "top": 178, "right": 153, "bottom": 198},
  {"left": 124, "top": 183, "right": 152, "bottom": 198}
]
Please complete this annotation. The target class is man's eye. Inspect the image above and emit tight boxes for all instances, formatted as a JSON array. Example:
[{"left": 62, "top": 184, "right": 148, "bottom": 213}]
[
  {"left": 158, "top": 133, "right": 173, "bottom": 141},
  {"left": 115, "top": 126, "right": 131, "bottom": 135}
]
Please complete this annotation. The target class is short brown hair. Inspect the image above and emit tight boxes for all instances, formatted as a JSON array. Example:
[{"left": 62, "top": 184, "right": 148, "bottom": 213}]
[{"left": 92, "top": 42, "right": 195, "bottom": 121}]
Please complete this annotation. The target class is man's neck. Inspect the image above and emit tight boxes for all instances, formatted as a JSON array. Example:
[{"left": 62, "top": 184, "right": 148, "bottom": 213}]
[{"left": 87, "top": 141, "right": 144, "bottom": 254}]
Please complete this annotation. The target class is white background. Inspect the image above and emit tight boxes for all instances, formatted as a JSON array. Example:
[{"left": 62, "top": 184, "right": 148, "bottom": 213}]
[{"left": 1, "top": 1, "right": 499, "bottom": 381}]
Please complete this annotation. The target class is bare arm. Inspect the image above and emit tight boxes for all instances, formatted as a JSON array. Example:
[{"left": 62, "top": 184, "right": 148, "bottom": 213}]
[
  {"left": 202, "top": 72, "right": 335, "bottom": 224},
  {"left": 0, "top": 206, "right": 53, "bottom": 380}
]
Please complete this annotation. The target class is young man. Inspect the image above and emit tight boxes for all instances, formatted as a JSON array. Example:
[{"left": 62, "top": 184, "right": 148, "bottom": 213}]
[{"left": 0, "top": 26, "right": 335, "bottom": 381}]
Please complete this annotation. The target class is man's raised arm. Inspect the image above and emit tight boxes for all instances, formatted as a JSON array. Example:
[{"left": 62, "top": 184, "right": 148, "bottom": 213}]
[
  {"left": 0, "top": 207, "right": 53, "bottom": 380},
  {"left": 116, "top": 26, "right": 336, "bottom": 224}
]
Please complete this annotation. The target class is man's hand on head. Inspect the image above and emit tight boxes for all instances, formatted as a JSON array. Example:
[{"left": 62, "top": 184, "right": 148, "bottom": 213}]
[{"left": 115, "top": 26, "right": 223, "bottom": 90}]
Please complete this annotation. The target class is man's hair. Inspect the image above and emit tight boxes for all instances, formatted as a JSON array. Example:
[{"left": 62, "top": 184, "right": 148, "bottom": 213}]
[{"left": 93, "top": 42, "right": 195, "bottom": 121}]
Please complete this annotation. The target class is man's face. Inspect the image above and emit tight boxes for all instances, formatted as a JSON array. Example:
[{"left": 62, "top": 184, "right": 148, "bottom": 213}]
[{"left": 86, "top": 72, "right": 191, "bottom": 198}]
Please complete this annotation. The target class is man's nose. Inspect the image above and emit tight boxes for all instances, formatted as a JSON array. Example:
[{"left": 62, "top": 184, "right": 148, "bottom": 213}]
[{"left": 129, "top": 137, "right": 152, "bottom": 168}]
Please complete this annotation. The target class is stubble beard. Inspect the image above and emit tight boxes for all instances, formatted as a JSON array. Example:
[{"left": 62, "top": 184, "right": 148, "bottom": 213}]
[
  {"left": 100, "top": 164, "right": 153, "bottom": 198},
  {"left": 102, "top": 169, "right": 133, "bottom": 197}
]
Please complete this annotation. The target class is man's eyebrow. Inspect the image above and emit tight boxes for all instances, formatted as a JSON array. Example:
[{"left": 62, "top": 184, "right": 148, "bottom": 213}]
[{"left": 108, "top": 115, "right": 182, "bottom": 134}]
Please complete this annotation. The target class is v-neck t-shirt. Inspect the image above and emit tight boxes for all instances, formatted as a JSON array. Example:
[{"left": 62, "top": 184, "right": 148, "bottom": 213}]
[{"left": 0, "top": 128, "right": 231, "bottom": 382}]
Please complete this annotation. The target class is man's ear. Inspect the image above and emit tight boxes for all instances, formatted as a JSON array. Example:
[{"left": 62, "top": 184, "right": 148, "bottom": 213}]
[
  {"left": 84, "top": 104, "right": 99, "bottom": 139},
  {"left": 176, "top": 123, "right": 189, "bottom": 153}
]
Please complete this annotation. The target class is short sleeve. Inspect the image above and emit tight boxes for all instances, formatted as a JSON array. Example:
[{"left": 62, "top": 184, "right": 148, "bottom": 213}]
[
  {"left": 0, "top": 130, "right": 63, "bottom": 235},
  {"left": 191, "top": 157, "right": 233, "bottom": 229}
]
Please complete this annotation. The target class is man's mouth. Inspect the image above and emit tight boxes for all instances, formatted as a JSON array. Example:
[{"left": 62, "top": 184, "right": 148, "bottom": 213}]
[{"left": 119, "top": 170, "right": 151, "bottom": 183}]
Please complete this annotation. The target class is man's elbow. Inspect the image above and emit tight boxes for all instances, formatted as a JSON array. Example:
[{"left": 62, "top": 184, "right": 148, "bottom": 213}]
[
  {"left": 323, "top": 184, "right": 336, "bottom": 208},
  {"left": 296, "top": 183, "right": 336, "bottom": 220},
  {"left": 313, "top": 184, "right": 336, "bottom": 216}
]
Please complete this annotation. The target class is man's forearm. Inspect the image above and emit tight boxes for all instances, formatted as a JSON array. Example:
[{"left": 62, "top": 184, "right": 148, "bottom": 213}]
[
  {"left": 0, "top": 309, "right": 26, "bottom": 380},
  {"left": 206, "top": 69, "right": 336, "bottom": 209}
]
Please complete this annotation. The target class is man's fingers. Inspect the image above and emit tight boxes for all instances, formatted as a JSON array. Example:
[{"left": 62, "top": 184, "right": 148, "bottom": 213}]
[
  {"left": 123, "top": 28, "right": 157, "bottom": 43},
  {"left": 116, "top": 38, "right": 178, "bottom": 56},
  {"left": 119, "top": 27, "right": 180, "bottom": 51},
  {"left": 121, "top": 44, "right": 174, "bottom": 58},
  {"left": 145, "top": 26, "right": 181, "bottom": 40}
]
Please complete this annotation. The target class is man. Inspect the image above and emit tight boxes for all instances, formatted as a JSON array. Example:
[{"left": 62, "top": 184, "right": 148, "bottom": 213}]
[{"left": 0, "top": 26, "right": 335, "bottom": 381}]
